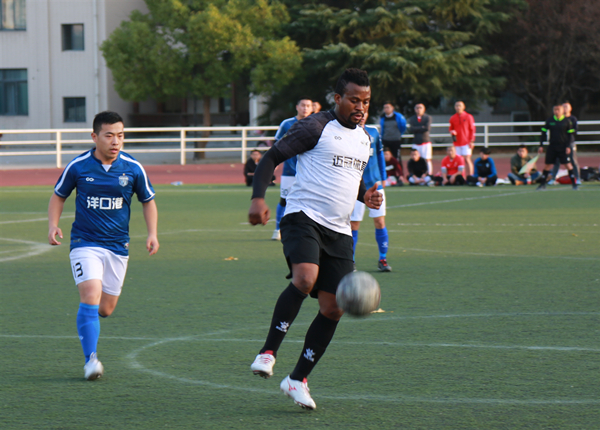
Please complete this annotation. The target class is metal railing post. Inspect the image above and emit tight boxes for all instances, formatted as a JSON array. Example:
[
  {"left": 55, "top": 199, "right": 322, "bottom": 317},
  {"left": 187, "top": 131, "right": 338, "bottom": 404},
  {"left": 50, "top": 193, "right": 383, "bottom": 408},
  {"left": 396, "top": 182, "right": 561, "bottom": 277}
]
[
  {"left": 180, "top": 129, "right": 186, "bottom": 165},
  {"left": 56, "top": 131, "right": 62, "bottom": 168},
  {"left": 241, "top": 128, "right": 247, "bottom": 163},
  {"left": 484, "top": 124, "right": 489, "bottom": 148}
]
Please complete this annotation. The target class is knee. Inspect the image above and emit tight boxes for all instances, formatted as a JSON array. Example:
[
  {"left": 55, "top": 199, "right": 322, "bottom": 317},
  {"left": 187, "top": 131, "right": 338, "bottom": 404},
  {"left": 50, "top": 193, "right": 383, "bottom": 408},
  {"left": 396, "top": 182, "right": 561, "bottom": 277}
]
[
  {"left": 98, "top": 307, "right": 113, "bottom": 318},
  {"left": 320, "top": 303, "right": 344, "bottom": 321},
  {"left": 292, "top": 273, "right": 317, "bottom": 294}
]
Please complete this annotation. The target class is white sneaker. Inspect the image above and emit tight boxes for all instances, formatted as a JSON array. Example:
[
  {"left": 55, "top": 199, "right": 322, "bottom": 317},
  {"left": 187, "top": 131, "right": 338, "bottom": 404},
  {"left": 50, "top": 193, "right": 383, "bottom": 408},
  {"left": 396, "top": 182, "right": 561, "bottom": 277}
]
[
  {"left": 251, "top": 352, "right": 275, "bottom": 378},
  {"left": 83, "top": 352, "right": 104, "bottom": 381},
  {"left": 280, "top": 375, "right": 316, "bottom": 410},
  {"left": 476, "top": 181, "right": 483, "bottom": 187},
  {"left": 271, "top": 229, "right": 281, "bottom": 241}
]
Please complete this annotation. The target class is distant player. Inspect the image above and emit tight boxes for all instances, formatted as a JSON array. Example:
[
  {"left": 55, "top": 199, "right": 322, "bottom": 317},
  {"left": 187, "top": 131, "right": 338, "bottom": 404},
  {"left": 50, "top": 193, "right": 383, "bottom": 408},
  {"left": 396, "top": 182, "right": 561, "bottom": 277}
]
[
  {"left": 441, "top": 145, "right": 466, "bottom": 185},
  {"left": 536, "top": 103, "right": 578, "bottom": 190},
  {"left": 549, "top": 101, "right": 579, "bottom": 185},
  {"left": 407, "top": 103, "right": 433, "bottom": 175},
  {"left": 449, "top": 101, "right": 476, "bottom": 177},
  {"left": 271, "top": 98, "right": 313, "bottom": 240},
  {"left": 350, "top": 111, "right": 391, "bottom": 272},
  {"left": 48, "top": 111, "right": 159, "bottom": 380},
  {"left": 248, "top": 68, "right": 382, "bottom": 410}
]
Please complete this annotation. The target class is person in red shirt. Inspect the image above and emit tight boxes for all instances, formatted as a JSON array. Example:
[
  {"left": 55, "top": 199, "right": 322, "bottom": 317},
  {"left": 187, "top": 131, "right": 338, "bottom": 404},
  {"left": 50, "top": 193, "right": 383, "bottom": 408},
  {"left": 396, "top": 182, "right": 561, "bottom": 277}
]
[
  {"left": 441, "top": 146, "right": 466, "bottom": 185},
  {"left": 449, "top": 101, "right": 476, "bottom": 177},
  {"left": 383, "top": 147, "right": 406, "bottom": 186}
]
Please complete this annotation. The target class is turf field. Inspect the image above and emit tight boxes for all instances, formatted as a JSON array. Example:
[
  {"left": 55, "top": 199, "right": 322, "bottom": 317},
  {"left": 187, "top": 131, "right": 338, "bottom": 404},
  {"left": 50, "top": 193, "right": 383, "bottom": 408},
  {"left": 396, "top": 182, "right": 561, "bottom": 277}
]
[{"left": 1, "top": 184, "right": 599, "bottom": 429}]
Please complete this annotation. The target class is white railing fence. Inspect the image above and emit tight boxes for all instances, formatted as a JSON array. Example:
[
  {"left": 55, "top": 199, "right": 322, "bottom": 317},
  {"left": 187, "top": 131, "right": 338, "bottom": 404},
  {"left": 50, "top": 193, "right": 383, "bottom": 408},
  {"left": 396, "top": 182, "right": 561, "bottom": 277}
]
[{"left": 1, "top": 121, "right": 599, "bottom": 168}]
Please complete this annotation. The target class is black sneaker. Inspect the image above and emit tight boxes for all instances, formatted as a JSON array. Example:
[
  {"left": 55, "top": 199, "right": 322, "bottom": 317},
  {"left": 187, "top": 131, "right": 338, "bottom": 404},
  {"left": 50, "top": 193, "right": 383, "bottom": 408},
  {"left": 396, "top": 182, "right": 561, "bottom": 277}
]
[
  {"left": 572, "top": 184, "right": 579, "bottom": 190},
  {"left": 378, "top": 259, "right": 392, "bottom": 272},
  {"left": 536, "top": 183, "right": 547, "bottom": 191}
]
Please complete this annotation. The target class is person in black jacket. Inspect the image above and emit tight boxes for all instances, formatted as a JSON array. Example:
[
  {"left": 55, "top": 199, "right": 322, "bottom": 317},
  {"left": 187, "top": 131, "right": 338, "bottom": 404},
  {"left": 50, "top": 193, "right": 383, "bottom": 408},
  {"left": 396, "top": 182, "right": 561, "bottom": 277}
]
[
  {"left": 549, "top": 102, "right": 579, "bottom": 185},
  {"left": 536, "top": 104, "right": 578, "bottom": 190},
  {"left": 407, "top": 103, "right": 433, "bottom": 175}
]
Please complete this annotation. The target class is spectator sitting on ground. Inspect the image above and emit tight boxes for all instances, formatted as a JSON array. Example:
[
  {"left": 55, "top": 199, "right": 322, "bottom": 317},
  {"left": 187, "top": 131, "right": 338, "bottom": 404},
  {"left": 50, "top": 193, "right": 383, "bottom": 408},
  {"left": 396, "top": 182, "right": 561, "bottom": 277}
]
[
  {"left": 244, "top": 150, "right": 262, "bottom": 186},
  {"left": 467, "top": 147, "right": 498, "bottom": 187},
  {"left": 441, "top": 146, "right": 466, "bottom": 186},
  {"left": 407, "top": 148, "right": 434, "bottom": 186},
  {"left": 383, "top": 147, "right": 406, "bottom": 186},
  {"left": 508, "top": 144, "right": 541, "bottom": 185}
]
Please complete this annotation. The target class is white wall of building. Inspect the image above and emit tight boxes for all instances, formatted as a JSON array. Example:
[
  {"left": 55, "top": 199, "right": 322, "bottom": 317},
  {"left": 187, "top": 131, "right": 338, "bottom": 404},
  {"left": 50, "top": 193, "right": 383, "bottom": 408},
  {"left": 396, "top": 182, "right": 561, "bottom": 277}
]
[{"left": 0, "top": 0, "right": 147, "bottom": 131}]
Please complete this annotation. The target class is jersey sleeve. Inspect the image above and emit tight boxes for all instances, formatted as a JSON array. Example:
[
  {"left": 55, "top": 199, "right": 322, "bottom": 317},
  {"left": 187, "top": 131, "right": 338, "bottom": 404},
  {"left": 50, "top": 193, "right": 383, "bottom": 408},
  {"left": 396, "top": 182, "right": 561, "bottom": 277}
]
[
  {"left": 274, "top": 120, "right": 291, "bottom": 141},
  {"left": 375, "top": 131, "right": 387, "bottom": 181},
  {"left": 488, "top": 158, "right": 497, "bottom": 178},
  {"left": 273, "top": 112, "right": 331, "bottom": 159},
  {"left": 133, "top": 164, "right": 156, "bottom": 202},
  {"left": 54, "top": 163, "right": 78, "bottom": 198}
]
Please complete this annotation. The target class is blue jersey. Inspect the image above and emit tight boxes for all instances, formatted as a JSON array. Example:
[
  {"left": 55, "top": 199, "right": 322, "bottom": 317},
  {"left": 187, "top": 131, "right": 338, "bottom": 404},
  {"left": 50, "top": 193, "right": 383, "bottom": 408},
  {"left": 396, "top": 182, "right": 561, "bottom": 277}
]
[
  {"left": 361, "top": 125, "right": 387, "bottom": 189},
  {"left": 275, "top": 117, "right": 298, "bottom": 177},
  {"left": 54, "top": 149, "right": 155, "bottom": 256}
]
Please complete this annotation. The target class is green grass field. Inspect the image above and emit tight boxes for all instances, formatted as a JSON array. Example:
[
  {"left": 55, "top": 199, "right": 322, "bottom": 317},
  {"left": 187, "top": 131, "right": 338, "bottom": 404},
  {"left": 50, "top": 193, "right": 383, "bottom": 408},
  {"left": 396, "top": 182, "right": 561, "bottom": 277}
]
[{"left": 1, "top": 184, "right": 599, "bottom": 429}]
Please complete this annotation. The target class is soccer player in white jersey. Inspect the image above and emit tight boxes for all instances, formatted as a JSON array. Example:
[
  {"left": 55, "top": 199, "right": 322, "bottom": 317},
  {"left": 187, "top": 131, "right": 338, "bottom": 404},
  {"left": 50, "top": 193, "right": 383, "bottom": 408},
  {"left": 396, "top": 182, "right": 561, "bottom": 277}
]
[
  {"left": 248, "top": 69, "right": 382, "bottom": 410},
  {"left": 48, "top": 111, "right": 159, "bottom": 380}
]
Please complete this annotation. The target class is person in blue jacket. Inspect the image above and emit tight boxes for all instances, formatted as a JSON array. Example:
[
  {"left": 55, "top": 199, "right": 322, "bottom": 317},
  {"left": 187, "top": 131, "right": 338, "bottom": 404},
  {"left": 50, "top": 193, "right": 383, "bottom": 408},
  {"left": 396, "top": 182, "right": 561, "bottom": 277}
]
[
  {"left": 351, "top": 111, "right": 391, "bottom": 272},
  {"left": 380, "top": 102, "right": 407, "bottom": 168},
  {"left": 467, "top": 147, "right": 498, "bottom": 186}
]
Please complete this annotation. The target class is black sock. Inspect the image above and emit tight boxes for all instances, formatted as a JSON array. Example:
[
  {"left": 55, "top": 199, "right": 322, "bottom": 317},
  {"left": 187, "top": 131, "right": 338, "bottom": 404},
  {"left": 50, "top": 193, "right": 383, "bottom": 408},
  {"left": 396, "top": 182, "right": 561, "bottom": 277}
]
[
  {"left": 568, "top": 169, "right": 576, "bottom": 185},
  {"left": 539, "top": 169, "right": 550, "bottom": 185},
  {"left": 290, "top": 312, "right": 339, "bottom": 381},
  {"left": 260, "top": 283, "right": 307, "bottom": 357}
]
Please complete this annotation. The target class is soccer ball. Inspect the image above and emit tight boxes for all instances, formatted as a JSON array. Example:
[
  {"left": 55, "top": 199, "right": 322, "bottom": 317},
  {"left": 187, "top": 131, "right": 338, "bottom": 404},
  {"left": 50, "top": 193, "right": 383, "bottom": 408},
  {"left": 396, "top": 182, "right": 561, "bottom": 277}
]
[{"left": 336, "top": 271, "right": 381, "bottom": 317}]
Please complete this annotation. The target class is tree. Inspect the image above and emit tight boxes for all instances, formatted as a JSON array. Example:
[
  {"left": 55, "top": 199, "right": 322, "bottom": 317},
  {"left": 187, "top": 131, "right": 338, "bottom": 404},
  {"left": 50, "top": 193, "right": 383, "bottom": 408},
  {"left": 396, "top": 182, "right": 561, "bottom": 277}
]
[
  {"left": 263, "top": 0, "right": 517, "bottom": 122},
  {"left": 485, "top": 0, "right": 600, "bottom": 120},
  {"left": 101, "top": 0, "right": 301, "bottom": 157}
]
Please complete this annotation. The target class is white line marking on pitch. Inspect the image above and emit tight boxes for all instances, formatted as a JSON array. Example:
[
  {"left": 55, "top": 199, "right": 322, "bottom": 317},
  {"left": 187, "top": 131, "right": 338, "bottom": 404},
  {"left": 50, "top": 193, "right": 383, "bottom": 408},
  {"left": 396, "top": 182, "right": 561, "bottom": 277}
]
[
  {"left": 361, "top": 242, "right": 600, "bottom": 261},
  {"left": 0, "top": 214, "right": 74, "bottom": 225},
  {"left": 0, "top": 237, "right": 54, "bottom": 262}
]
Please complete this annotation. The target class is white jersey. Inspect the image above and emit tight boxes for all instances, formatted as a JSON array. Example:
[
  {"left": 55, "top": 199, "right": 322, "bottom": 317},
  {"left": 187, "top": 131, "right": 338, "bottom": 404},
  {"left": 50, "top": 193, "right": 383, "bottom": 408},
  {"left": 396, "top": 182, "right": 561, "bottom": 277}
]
[{"left": 274, "top": 111, "right": 371, "bottom": 235}]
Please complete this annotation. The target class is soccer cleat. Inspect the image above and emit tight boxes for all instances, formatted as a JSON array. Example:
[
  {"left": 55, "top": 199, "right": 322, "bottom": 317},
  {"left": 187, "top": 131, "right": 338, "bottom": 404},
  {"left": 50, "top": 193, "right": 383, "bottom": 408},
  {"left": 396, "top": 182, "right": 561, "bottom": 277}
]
[
  {"left": 536, "top": 183, "right": 547, "bottom": 191},
  {"left": 271, "top": 229, "right": 281, "bottom": 241},
  {"left": 572, "top": 184, "right": 579, "bottom": 190},
  {"left": 280, "top": 375, "right": 316, "bottom": 410},
  {"left": 251, "top": 352, "right": 276, "bottom": 378},
  {"left": 427, "top": 180, "right": 435, "bottom": 187},
  {"left": 378, "top": 259, "right": 392, "bottom": 272},
  {"left": 547, "top": 179, "right": 555, "bottom": 185},
  {"left": 83, "top": 352, "right": 104, "bottom": 381},
  {"left": 476, "top": 181, "right": 483, "bottom": 187}
]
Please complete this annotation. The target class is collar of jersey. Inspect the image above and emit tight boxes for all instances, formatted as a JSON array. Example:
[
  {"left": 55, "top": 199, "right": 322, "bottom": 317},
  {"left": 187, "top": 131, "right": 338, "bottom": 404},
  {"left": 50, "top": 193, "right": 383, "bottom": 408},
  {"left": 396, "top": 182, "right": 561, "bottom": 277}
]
[{"left": 554, "top": 115, "right": 565, "bottom": 121}]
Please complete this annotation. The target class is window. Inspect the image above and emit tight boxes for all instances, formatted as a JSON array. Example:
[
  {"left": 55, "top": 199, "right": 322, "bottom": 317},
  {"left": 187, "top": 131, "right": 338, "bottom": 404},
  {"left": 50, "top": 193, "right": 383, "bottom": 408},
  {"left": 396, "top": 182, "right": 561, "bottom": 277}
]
[
  {"left": 1, "top": 0, "right": 26, "bottom": 30},
  {"left": 62, "top": 24, "right": 84, "bottom": 51},
  {"left": 64, "top": 97, "right": 86, "bottom": 122},
  {"left": 0, "top": 69, "right": 28, "bottom": 115}
]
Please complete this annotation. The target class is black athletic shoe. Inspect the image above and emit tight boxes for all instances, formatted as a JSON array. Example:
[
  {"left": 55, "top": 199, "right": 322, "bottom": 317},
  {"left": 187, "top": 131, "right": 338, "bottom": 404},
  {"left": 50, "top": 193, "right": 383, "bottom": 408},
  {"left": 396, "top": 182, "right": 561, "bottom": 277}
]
[
  {"left": 572, "top": 184, "right": 579, "bottom": 190},
  {"left": 536, "top": 183, "right": 547, "bottom": 191},
  {"left": 378, "top": 259, "right": 392, "bottom": 272}
]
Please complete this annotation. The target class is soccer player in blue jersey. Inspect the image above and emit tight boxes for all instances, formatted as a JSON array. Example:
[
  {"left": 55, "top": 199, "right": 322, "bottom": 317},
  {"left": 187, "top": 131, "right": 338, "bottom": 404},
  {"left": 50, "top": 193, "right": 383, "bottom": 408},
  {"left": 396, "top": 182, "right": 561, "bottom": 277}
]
[
  {"left": 48, "top": 111, "right": 159, "bottom": 380},
  {"left": 271, "top": 98, "right": 313, "bottom": 240},
  {"left": 350, "top": 111, "right": 391, "bottom": 272}
]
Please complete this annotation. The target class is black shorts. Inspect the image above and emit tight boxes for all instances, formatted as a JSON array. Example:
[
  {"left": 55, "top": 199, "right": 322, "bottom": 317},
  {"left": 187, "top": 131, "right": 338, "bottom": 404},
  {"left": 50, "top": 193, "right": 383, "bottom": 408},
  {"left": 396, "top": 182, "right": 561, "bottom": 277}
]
[
  {"left": 280, "top": 211, "right": 354, "bottom": 298},
  {"left": 545, "top": 146, "right": 572, "bottom": 165}
]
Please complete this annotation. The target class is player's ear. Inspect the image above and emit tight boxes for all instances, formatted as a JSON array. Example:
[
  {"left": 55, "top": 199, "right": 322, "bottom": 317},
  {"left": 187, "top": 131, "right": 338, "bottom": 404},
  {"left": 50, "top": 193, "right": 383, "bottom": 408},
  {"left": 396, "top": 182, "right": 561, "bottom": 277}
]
[{"left": 91, "top": 132, "right": 98, "bottom": 143}]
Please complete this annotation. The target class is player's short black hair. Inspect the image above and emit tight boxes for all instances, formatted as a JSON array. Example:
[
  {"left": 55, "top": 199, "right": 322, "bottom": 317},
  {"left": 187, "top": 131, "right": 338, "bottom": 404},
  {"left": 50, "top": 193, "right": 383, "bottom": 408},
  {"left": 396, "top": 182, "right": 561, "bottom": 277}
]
[
  {"left": 481, "top": 147, "right": 492, "bottom": 155},
  {"left": 335, "top": 68, "right": 369, "bottom": 96},
  {"left": 383, "top": 101, "right": 394, "bottom": 106},
  {"left": 297, "top": 97, "right": 312, "bottom": 104},
  {"left": 383, "top": 147, "right": 392, "bottom": 152},
  {"left": 93, "top": 111, "right": 124, "bottom": 134},
  {"left": 518, "top": 144, "right": 528, "bottom": 149},
  {"left": 411, "top": 148, "right": 419, "bottom": 152}
]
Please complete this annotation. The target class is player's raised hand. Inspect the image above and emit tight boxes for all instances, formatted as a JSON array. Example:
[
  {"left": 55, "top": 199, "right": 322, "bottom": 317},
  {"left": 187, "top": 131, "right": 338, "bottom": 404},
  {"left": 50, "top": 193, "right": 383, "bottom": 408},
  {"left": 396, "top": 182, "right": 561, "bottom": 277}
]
[
  {"left": 249, "top": 198, "right": 270, "bottom": 225},
  {"left": 365, "top": 184, "right": 383, "bottom": 210},
  {"left": 147, "top": 235, "right": 159, "bottom": 256},
  {"left": 48, "top": 226, "right": 63, "bottom": 246}
]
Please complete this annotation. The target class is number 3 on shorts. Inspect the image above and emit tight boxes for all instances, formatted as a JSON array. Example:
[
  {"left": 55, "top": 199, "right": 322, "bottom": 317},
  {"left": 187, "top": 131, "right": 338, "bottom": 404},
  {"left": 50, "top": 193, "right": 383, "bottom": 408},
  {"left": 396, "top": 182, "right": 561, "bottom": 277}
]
[{"left": 73, "top": 262, "right": 84, "bottom": 278}]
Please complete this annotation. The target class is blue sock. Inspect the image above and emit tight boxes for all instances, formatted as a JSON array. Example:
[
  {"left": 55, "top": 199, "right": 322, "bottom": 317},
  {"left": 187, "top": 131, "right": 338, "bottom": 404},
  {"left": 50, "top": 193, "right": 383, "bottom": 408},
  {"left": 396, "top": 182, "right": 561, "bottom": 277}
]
[
  {"left": 351, "top": 230, "right": 359, "bottom": 260},
  {"left": 375, "top": 227, "right": 389, "bottom": 260},
  {"left": 275, "top": 203, "right": 285, "bottom": 230},
  {"left": 77, "top": 303, "right": 100, "bottom": 363}
]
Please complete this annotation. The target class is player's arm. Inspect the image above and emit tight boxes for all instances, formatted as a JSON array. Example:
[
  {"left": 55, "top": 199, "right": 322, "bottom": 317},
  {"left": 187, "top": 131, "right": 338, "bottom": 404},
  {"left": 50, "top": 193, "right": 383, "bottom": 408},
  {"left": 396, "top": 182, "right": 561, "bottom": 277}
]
[
  {"left": 48, "top": 193, "right": 66, "bottom": 245},
  {"left": 488, "top": 159, "right": 497, "bottom": 179},
  {"left": 449, "top": 117, "right": 457, "bottom": 141},
  {"left": 375, "top": 132, "right": 387, "bottom": 185},
  {"left": 142, "top": 199, "right": 159, "bottom": 255},
  {"left": 469, "top": 116, "right": 476, "bottom": 144}
]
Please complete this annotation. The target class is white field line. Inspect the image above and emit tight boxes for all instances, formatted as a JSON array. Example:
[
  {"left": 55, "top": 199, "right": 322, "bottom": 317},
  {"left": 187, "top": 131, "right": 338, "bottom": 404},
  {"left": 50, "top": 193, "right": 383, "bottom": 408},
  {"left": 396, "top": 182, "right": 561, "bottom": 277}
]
[
  {"left": 0, "top": 237, "right": 54, "bottom": 262},
  {"left": 0, "top": 214, "right": 74, "bottom": 225}
]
